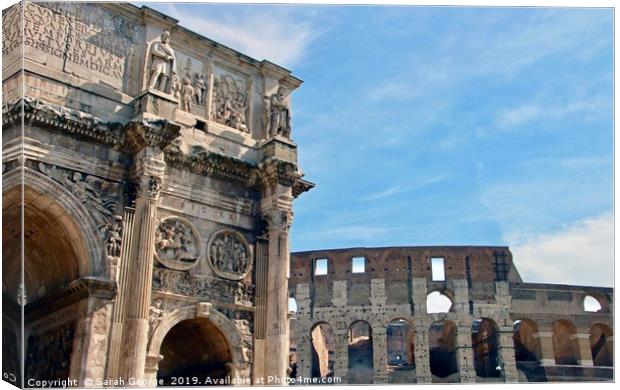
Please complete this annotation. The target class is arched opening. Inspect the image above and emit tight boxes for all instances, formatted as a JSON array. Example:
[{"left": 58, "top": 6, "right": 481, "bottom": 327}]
[
  {"left": 387, "top": 319, "right": 415, "bottom": 367},
  {"left": 471, "top": 318, "right": 500, "bottom": 379},
  {"left": 387, "top": 318, "right": 416, "bottom": 383},
  {"left": 347, "top": 320, "right": 373, "bottom": 384},
  {"left": 429, "top": 320, "right": 458, "bottom": 382},
  {"left": 426, "top": 291, "right": 452, "bottom": 314},
  {"left": 552, "top": 320, "right": 580, "bottom": 366},
  {"left": 513, "top": 319, "right": 545, "bottom": 382},
  {"left": 584, "top": 295, "right": 602, "bottom": 312},
  {"left": 157, "top": 317, "right": 233, "bottom": 385},
  {"left": 589, "top": 323, "right": 613, "bottom": 367},
  {"left": 3, "top": 185, "right": 89, "bottom": 384},
  {"left": 310, "top": 322, "right": 334, "bottom": 379}
]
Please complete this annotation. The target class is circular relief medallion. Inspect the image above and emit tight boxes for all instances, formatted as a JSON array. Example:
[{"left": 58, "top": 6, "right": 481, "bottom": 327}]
[
  {"left": 207, "top": 229, "right": 252, "bottom": 280},
  {"left": 154, "top": 217, "right": 202, "bottom": 271}
]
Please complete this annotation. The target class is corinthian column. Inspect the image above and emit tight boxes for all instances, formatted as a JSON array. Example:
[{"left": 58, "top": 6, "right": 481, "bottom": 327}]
[
  {"left": 257, "top": 166, "right": 294, "bottom": 383},
  {"left": 118, "top": 121, "right": 179, "bottom": 385}
]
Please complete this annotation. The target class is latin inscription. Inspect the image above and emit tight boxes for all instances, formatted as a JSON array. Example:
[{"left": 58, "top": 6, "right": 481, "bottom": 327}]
[{"left": 6, "top": 2, "right": 137, "bottom": 88}]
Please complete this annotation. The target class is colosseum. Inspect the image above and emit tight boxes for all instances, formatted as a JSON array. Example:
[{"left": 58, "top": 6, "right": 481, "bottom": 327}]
[
  {"left": 1, "top": 1, "right": 614, "bottom": 387},
  {"left": 289, "top": 247, "right": 613, "bottom": 383}
]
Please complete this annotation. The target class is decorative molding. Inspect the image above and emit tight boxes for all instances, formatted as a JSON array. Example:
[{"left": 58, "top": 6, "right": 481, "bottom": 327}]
[{"left": 3, "top": 97, "right": 123, "bottom": 146}]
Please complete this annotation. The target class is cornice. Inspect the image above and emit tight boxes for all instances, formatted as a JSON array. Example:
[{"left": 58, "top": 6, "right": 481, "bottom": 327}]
[{"left": 3, "top": 98, "right": 123, "bottom": 146}]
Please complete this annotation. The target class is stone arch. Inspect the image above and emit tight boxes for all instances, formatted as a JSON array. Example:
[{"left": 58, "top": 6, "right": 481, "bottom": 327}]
[
  {"left": 3, "top": 167, "right": 105, "bottom": 287},
  {"left": 347, "top": 320, "right": 373, "bottom": 384},
  {"left": 552, "top": 320, "right": 580, "bottom": 366},
  {"left": 428, "top": 320, "right": 458, "bottom": 382},
  {"left": 309, "top": 322, "right": 335, "bottom": 379},
  {"left": 513, "top": 319, "right": 542, "bottom": 363},
  {"left": 471, "top": 318, "right": 500, "bottom": 378},
  {"left": 386, "top": 318, "right": 415, "bottom": 368},
  {"left": 147, "top": 304, "right": 247, "bottom": 382},
  {"left": 589, "top": 322, "right": 613, "bottom": 367}
]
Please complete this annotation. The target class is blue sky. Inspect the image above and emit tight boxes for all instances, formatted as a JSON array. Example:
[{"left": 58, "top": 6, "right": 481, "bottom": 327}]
[{"left": 143, "top": 3, "right": 613, "bottom": 287}]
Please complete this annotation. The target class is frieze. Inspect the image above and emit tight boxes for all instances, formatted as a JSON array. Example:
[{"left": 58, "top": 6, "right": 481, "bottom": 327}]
[
  {"left": 154, "top": 216, "right": 202, "bottom": 271},
  {"left": 33, "top": 160, "right": 122, "bottom": 225},
  {"left": 207, "top": 229, "right": 253, "bottom": 281},
  {"left": 152, "top": 268, "right": 254, "bottom": 306}
]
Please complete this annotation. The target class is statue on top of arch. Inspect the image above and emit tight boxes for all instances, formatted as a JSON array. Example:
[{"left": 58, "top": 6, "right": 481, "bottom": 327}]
[{"left": 147, "top": 30, "right": 177, "bottom": 93}]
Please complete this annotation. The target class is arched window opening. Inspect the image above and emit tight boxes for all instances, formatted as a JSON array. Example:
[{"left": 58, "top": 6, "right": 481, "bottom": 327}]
[
  {"left": 429, "top": 321, "right": 458, "bottom": 382},
  {"left": 426, "top": 291, "right": 452, "bottom": 314},
  {"left": 584, "top": 295, "right": 602, "bottom": 312},
  {"left": 590, "top": 323, "right": 613, "bottom": 367},
  {"left": 387, "top": 319, "right": 415, "bottom": 368},
  {"left": 310, "top": 322, "right": 335, "bottom": 379},
  {"left": 552, "top": 320, "right": 580, "bottom": 366},
  {"left": 288, "top": 297, "right": 298, "bottom": 313},
  {"left": 471, "top": 318, "right": 501, "bottom": 379},
  {"left": 348, "top": 321, "right": 373, "bottom": 384}
]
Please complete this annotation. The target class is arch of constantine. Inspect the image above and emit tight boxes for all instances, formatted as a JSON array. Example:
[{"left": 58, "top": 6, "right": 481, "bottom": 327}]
[{"left": 1, "top": 1, "right": 613, "bottom": 387}]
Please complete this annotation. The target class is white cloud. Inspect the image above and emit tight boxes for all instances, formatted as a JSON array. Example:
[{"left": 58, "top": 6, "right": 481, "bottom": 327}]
[
  {"left": 510, "top": 213, "right": 613, "bottom": 287},
  {"left": 361, "top": 174, "right": 447, "bottom": 201},
  {"left": 496, "top": 104, "right": 541, "bottom": 129},
  {"left": 158, "top": 4, "right": 325, "bottom": 67}
]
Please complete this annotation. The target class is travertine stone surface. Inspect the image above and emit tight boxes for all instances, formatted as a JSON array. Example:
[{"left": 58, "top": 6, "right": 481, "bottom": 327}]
[{"left": 4, "top": 1, "right": 311, "bottom": 386}]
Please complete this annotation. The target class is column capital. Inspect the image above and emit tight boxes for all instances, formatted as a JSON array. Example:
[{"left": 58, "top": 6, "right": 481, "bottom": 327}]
[
  {"left": 123, "top": 120, "right": 181, "bottom": 153},
  {"left": 136, "top": 174, "right": 164, "bottom": 200}
]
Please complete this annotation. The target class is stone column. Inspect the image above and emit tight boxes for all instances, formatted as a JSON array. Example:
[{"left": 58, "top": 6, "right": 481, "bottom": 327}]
[
  {"left": 372, "top": 326, "right": 389, "bottom": 384},
  {"left": 498, "top": 325, "right": 519, "bottom": 382},
  {"left": 333, "top": 329, "right": 349, "bottom": 382},
  {"left": 573, "top": 333, "right": 594, "bottom": 366},
  {"left": 121, "top": 164, "right": 163, "bottom": 381},
  {"left": 260, "top": 189, "right": 293, "bottom": 382},
  {"left": 534, "top": 332, "right": 555, "bottom": 366},
  {"left": 456, "top": 325, "right": 476, "bottom": 383},
  {"left": 413, "top": 324, "right": 432, "bottom": 383}
]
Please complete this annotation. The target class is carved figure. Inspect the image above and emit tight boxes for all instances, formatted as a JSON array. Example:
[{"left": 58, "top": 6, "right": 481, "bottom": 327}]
[
  {"left": 104, "top": 215, "right": 123, "bottom": 258},
  {"left": 266, "top": 86, "right": 291, "bottom": 138},
  {"left": 169, "top": 73, "right": 181, "bottom": 99},
  {"left": 154, "top": 218, "right": 200, "bottom": 270},
  {"left": 195, "top": 73, "right": 206, "bottom": 105},
  {"left": 148, "top": 299, "right": 164, "bottom": 331},
  {"left": 213, "top": 75, "right": 248, "bottom": 131},
  {"left": 208, "top": 230, "right": 251, "bottom": 280},
  {"left": 181, "top": 76, "right": 194, "bottom": 112},
  {"left": 147, "top": 30, "right": 177, "bottom": 92}
]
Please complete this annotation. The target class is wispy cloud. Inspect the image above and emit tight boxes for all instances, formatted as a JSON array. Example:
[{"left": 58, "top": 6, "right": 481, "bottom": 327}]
[
  {"left": 510, "top": 213, "right": 613, "bottom": 287},
  {"left": 155, "top": 4, "right": 326, "bottom": 67},
  {"left": 362, "top": 174, "right": 447, "bottom": 201},
  {"left": 496, "top": 104, "right": 541, "bottom": 129}
]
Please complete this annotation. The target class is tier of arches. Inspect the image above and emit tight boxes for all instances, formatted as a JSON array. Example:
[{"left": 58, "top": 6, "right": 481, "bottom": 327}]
[{"left": 304, "top": 316, "right": 613, "bottom": 384}]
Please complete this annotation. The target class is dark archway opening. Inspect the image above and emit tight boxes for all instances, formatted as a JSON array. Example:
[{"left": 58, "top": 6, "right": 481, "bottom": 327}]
[
  {"left": 590, "top": 323, "right": 613, "bottom": 367},
  {"left": 429, "top": 320, "right": 458, "bottom": 382},
  {"left": 3, "top": 186, "right": 86, "bottom": 386},
  {"left": 513, "top": 319, "right": 546, "bottom": 382},
  {"left": 347, "top": 320, "right": 373, "bottom": 384},
  {"left": 552, "top": 320, "right": 579, "bottom": 366},
  {"left": 472, "top": 318, "right": 500, "bottom": 379},
  {"left": 158, "top": 318, "right": 233, "bottom": 386}
]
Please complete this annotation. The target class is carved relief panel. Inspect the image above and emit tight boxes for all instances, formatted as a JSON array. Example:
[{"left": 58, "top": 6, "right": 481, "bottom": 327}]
[
  {"left": 154, "top": 216, "right": 202, "bottom": 271},
  {"left": 207, "top": 229, "right": 253, "bottom": 281},
  {"left": 211, "top": 66, "right": 250, "bottom": 133}
]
